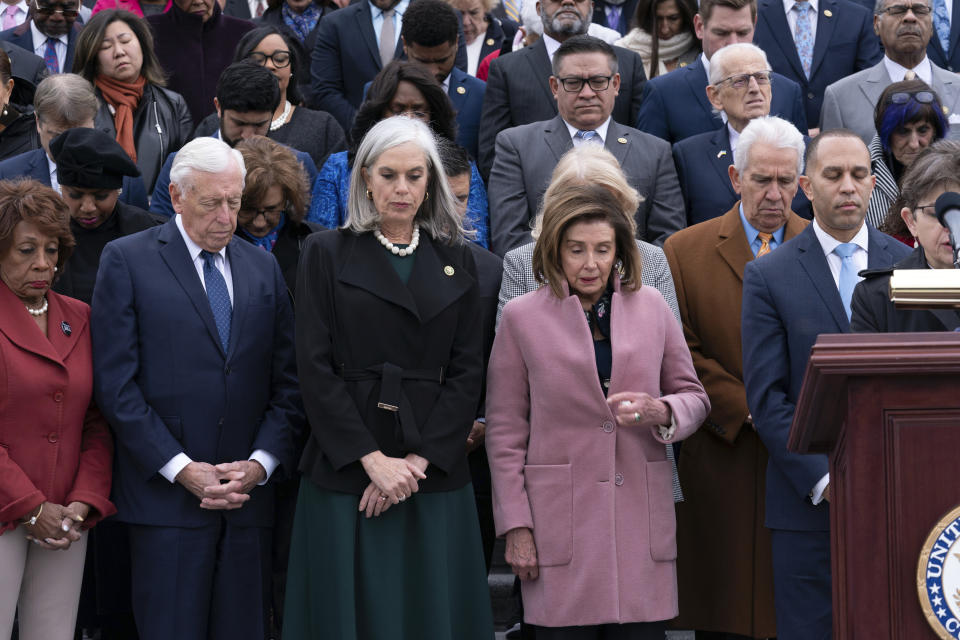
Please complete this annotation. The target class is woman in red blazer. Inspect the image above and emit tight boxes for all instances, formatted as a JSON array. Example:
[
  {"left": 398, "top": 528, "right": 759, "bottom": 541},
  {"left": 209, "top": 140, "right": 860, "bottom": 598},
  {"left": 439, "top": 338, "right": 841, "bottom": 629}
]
[{"left": 0, "top": 180, "right": 115, "bottom": 640}]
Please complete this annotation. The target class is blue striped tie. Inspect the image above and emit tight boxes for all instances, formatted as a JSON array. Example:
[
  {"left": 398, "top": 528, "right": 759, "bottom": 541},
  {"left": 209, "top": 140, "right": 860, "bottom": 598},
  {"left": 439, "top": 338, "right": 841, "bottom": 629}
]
[{"left": 201, "top": 250, "right": 232, "bottom": 352}]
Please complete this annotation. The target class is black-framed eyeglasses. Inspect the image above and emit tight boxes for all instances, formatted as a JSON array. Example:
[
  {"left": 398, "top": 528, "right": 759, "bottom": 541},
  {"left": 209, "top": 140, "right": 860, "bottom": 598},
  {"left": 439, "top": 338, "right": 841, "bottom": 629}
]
[
  {"left": 880, "top": 3, "right": 932, "bottom": 16},
  {"left": 31, "top": 0, "right": 79, "bottom": 16},
  {"left": 248, "top": 50, "right": 291, "bottom": 68},
  {"left": 556, "top": 75, "right": 613, "bottom": 93},
  {"left": 916, "top": 203, "right": 939, "bottom": 218},
  {"left": 716, "top": 70, "right": 772, "bottom": 90},
  {"left": 890, "top": 90, "right": 936, "bottom": 105},
  {"left": 237, "top": 205, "right": 285, "bottom": 224}
]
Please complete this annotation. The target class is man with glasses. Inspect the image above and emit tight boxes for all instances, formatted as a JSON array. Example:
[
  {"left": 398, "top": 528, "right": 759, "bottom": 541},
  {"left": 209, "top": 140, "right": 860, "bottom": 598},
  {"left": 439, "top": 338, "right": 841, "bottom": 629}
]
[
  {"left": 673, "top": 42, "right": 813, "bottom": 224},
  {"left": 0, "top": 0, "right": 84, "bottom": 75},
  {"left": 487, "top": 34, "right": 683, "bottom": 255},
  {"left": 821, "top": 0, "right": 960, "bottom": 142}
]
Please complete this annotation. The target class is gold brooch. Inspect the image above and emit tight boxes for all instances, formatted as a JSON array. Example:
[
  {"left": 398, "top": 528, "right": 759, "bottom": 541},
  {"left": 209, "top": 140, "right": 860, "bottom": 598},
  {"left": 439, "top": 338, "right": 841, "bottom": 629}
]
[
  {"left": 824, "top": 9, "right": 833, "bottom": 16},
  {"left": 444, "top": 265, "right": 455, "bottom": 276},
  {"left": 617, "top": 137, "right": 627, "bottom": 144},
  {"left": 486, "top": 38, "right": 495, "bottom": 46},
  {"left": 456, "top": 86, "right": 466, "bottom": 94}
]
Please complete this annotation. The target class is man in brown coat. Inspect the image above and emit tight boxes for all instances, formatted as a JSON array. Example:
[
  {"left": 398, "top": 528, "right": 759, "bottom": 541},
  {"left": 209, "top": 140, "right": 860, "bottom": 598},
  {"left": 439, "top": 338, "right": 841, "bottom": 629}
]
[{"left": 664, "top": 115, "right": 809, "bottom": 639}]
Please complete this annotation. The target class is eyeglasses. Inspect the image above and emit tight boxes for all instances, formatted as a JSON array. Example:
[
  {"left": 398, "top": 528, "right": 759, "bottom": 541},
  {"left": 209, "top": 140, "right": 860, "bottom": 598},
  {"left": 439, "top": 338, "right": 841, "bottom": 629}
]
[
  {"left": 31, "top": 0, "right": 79, "bottom": 16},
  {"left": 889, "top": 90, "right": 936, "bottom": 104},
  {"left": 237, "top": 205, "right": 284, "bottom": 224},
  {"left": 880, "top": 3, "right": 932, "bottom": 16},
  {"left": 716, "top": 70, "right": 772, "bottom": 90},
  {"left": 248, "top": 50, "right": 291, "bottom": 68},
  {"left": 556, "top": 75, "right": 613, "bottom": 93},
  {"left": 386, "top": 108, "right": 429, "bottom": 120},
  {"left": 916, "top": 203, "right": 939, "bottom": 218}
]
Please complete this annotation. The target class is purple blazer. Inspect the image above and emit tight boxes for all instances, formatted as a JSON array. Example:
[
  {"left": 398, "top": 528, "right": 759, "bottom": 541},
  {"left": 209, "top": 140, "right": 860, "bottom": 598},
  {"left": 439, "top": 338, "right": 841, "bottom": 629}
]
[{"left": 486, "top": 277, "right": 709, "bottom": 627}]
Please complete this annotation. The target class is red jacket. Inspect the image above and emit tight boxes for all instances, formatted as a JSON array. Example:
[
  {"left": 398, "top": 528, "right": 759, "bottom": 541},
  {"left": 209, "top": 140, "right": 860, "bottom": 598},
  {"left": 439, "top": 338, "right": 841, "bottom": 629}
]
[{"left": 0, "top": 283, "right": 115, "bottom": 534}]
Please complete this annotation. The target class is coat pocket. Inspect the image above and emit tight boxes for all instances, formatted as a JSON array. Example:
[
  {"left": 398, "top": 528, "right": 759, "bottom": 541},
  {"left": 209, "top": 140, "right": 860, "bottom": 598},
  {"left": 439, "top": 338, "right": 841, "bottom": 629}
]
[
  {"left": 524, "top": 463, "right": 573, "bottom": 567},
  {"left": 647, "top": 460, "right": 677, "bottom": 562}
]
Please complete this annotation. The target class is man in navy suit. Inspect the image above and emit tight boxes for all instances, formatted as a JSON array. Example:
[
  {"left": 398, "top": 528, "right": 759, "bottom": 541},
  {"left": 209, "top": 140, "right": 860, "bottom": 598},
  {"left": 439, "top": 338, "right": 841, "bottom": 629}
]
[
  {"left": 926, "top": 0, "right": 960, "bottom": 72},
  {"left": 753, "top": 0, "right": 881, "bottom": 130},
  {"left": 741, "top": 130, "right": 910, "bottom": 639},
  {"left": 592, "top": 0, "right": 640, "bottom": 35},
  {"left": 0, "top": 0, "right": 81, "bottom": 74},
  {"left": 402, "top": 0, "right": 486, "bottom": 160},
  {"left": 636, "top": 0, "right": 808, "bottom": 143},
  {"left": 91, "top": 136, "right": 303, "bottom": 640},
  {"left": 673, "top": 42, "right": 811, "bottom": 224},
  {"left": 0, "top": 73, "right": 149, "bottom": 208}
]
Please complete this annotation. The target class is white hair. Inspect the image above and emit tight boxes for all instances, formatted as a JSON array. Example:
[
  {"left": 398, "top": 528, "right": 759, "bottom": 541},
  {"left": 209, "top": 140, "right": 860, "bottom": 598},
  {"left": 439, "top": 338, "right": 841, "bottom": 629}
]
[
  {"left": 347, "top": 116, "right": 468, "bottom": 244},
  {"left": 521, "top": 0, "right": 543, "bottom": 36},
  {"left": 708, "top": 43, "right": 771, "bottom": 86},
  {"left": 734, "top": 116, "right": 805, "bottom": 175},
  {"left": 170, "top": 137, "right": 246, "bottom": 193}
]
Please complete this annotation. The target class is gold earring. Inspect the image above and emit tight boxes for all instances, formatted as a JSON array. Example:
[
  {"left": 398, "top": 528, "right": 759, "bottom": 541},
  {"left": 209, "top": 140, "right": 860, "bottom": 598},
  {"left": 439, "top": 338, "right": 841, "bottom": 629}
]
[
  {"left": 366, "top": 189, "right": 373, "bottom": 200},
  {"left": 424, "top": 191, "right": 429, "bottom": 201}
]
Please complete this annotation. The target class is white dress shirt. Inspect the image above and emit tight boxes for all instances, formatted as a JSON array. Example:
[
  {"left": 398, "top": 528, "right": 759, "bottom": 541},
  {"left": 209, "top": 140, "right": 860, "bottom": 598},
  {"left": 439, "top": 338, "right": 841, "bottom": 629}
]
[
  {"left": 783, "top": 0, "right": 819, "bottom": 41},
  {"left": 1, "top": 0, "right": 28, "bottom": 28},
  {"left": 465, "top": 32, "right": 485, "bottom": 76},
  {"left": 46, "top": 154, "right": 59, "bottom": 193},
  {"left": 563, "top": 116, "right": 612, "bottom": 145},
  {"left": 157, "top": 216, "right": 278, "bottom": 485},
  {"left": 30, "top": 21, "right": 67, "bottom": 72},
  {"left": 883, "top": 55, "right": 933, "bottom": 84},
  {"left": 543, "top": 33, "right": 563, "bottom": 62}
]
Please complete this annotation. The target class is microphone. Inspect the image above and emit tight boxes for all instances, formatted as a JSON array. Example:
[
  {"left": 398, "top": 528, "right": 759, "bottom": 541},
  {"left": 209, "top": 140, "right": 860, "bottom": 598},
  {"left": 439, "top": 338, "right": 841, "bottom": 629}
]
[{"left": 934, "top": 191, "right": 960, "bottom": 269}]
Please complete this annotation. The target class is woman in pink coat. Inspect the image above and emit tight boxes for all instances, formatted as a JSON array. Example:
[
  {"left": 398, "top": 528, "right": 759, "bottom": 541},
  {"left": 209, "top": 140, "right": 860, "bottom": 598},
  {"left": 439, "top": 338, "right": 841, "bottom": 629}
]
[{"left": 486, "top": 151, "right": 709, "bottom": 639}]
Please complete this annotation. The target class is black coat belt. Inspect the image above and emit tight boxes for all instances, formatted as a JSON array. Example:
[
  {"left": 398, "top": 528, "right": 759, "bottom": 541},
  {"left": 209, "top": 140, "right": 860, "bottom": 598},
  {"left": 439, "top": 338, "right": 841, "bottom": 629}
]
[{"left": 338, "top": 363, "right": 445, "bottom": 451}]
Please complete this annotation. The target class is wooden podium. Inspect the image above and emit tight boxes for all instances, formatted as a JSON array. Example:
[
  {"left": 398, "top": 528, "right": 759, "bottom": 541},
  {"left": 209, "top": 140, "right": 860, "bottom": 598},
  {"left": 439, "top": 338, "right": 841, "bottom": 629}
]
[{"left": 790, "top": 332, "right": 960, "bottom": 638}]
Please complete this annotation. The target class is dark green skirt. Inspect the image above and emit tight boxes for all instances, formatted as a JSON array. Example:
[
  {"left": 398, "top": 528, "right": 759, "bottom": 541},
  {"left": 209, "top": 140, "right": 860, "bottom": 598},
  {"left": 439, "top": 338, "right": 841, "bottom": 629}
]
[{"left": 282, "top": 480, "right": 495, "bottom": 640}]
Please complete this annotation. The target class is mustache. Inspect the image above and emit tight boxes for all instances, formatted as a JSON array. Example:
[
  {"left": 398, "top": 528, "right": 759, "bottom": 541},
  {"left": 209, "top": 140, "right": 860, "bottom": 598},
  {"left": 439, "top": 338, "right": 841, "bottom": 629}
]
[{"left": 896, "top": 26, "right": 923, "bottom": 36}]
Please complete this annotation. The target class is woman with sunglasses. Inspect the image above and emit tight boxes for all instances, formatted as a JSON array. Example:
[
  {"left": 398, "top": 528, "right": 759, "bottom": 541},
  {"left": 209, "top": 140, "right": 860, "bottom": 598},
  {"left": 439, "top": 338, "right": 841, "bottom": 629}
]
[
  {"left": 72, "top": 9, "right": 193, "bottom": 193},
  {"left": 866, "top": 79, "right": 948, "bottom": 237}
]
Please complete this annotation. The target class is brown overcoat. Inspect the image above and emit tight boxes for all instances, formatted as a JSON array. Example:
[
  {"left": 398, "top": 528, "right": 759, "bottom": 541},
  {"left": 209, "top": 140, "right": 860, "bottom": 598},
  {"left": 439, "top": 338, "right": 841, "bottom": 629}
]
[{"left": 662, "top": 204, "right": 808, "bottom": 637}]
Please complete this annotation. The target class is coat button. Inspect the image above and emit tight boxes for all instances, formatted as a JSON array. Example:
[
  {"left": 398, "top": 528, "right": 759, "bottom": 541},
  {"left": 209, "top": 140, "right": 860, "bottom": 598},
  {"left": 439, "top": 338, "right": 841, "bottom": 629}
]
[
  {"left": 615, "top": 472, "right": 624, "bottom": 486},
  {"left": 601, "top": 420, "right": 614, "bottom": 433},
  {"left": 53, "top": 391, "right": 63, "bottom": 402},
  {"left": 807, "top": 92, "right": 815, "bottom": 99},
  {"left": 47, "top": 432, "right": 58, "bottom": 443}
]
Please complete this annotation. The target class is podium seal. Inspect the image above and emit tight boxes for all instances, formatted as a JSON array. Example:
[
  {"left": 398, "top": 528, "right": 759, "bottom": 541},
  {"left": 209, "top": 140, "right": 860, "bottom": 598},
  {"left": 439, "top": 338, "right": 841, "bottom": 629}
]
[{"left": 918, "top": 505, "right": 960, "bottom": 639}]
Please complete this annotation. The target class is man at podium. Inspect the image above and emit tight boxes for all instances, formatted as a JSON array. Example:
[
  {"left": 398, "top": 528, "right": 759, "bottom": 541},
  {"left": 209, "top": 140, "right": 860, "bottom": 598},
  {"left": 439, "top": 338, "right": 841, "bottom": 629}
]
[{"left": 741, "top": 129, "right": 910, "bottom": 639}]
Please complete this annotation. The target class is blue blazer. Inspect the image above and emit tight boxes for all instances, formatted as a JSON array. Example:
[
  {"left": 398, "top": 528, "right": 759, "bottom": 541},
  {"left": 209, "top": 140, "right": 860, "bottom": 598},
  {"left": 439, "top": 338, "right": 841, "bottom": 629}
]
[
  {"left": 741, "top": 223, "right": 910, "bottom": 531},
  {"left": 0, "top": 148, "right": 149, "bottom": 210},
  {"left": 635, "top": 56, "right": 808, "bottom": 143},
  {"left": 754, "top": 0, "right": 881, "bottom": 127},
  {"left": 927, "top": 2, "right": 960, "bottom": 73},
  {"left": 448, "top": 66, "right": 486, "bottom": 161},
  {"left": 0, "top": 20, "right": 81, "bottom": 74},
  {"left": 672, "top": 126, "right": 812, "bottom": 225},
  {"left": 91, "top": 219, "right": 304, "bottom": 527}
]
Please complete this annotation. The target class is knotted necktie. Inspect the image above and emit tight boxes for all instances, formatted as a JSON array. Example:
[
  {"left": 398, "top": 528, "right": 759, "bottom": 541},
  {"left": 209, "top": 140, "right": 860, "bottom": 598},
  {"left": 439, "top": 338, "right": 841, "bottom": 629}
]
[
  {"left": 44, "top": 37, "right": 59, "bottom": 74},
  {"left": 255, "top": 0, "right": 266, "bottom": 16},
  {"left": 756, "top": 232, "right": 772, "bottom": 258},
  {"left": 934, "top": 0, "right": 951, "bottom": 55},
  {"left": 575, "top": 130, "right": 601, "bottom": 145},
  {"left": 793, "top": 1, "right": 814, "bottom": 79},
  {"left": 606, "top": 5, "right": 621, "bottom": 30},
  {"left": 2, "top": 6, "right": 19, "bottom": 31},
  {"left": 201, "top": 250, "right": 232, "bottom": 352},
  {"left": 834, "top": 242, "right": 858, "bottom": 321},
  {"left": 502, "top": 0, "right": 519, "bottom": 21},
  {"left": 904, "top": 69, "right": 917, "bottom": 81},
  {"left": 379, "top": 8, "right": 396, "bottom": 68}
]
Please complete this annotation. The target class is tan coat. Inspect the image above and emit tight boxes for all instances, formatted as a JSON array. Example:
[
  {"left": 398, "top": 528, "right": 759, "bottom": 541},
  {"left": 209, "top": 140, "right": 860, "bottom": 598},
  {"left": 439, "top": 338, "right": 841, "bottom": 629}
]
[{"left": 662, "top": 204, "right": 808, "bottom": 637}]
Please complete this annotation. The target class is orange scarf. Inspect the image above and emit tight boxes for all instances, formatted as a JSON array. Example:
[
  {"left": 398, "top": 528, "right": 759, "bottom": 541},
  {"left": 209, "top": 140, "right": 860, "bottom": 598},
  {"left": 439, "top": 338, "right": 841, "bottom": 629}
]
[{"left": 95, "top": 74, "right": 146, "bottom": 163}]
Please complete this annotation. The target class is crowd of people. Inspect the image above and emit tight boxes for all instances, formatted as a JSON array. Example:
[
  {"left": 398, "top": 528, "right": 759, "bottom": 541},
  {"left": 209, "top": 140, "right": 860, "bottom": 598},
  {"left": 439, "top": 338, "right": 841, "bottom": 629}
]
[{"left": 0, "top": 0, "right": 958, "bottom": 637}]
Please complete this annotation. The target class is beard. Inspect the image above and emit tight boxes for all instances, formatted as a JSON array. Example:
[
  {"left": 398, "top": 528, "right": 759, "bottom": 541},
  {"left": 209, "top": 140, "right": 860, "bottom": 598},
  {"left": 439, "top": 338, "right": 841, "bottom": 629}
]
[{"left": 541, "top": 8, "right": 589, "bottom": 37}]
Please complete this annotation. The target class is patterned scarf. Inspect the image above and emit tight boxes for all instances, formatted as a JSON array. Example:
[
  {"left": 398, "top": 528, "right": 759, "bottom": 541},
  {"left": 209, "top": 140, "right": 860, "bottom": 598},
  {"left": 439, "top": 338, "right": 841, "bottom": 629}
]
[
  {"left": 282, "top": 2, "right": 320, "bottom": 42},
  {"left": 239, "top": 213, "right": 285, "bottom": 252}
]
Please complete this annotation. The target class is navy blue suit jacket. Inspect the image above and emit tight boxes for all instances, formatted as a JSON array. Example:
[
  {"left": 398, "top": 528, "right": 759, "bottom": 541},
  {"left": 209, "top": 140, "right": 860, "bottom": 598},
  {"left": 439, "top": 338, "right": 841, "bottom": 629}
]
[
  {"left": 672, "top": 126, "right": 813, "bottom": 225},
  {"left": 0, "top": 20, "right": 81, "bottom": 74},
  {"left": 754, "top": 0, "right": 881, "bottom": 127},
  {"left": 927, "top": 1, "right": 960, "bottom": 72},
  {"left": 635, "top": 56, "right": 808, "bottom": 143},
  {"left": 448, "top": 66, "right": 486, "bottom": 161},
  {"left": 592, "top": 0, "right": 640, "bottom": 35},
  {"left": 741, "top": 223, "right": 909, "bottom": 531},
  {"left": 0, "top": 148, "right": 149, "bottom": 210},
  {"left": 91, "top": 219, "right": 303, "bottom": 527}
]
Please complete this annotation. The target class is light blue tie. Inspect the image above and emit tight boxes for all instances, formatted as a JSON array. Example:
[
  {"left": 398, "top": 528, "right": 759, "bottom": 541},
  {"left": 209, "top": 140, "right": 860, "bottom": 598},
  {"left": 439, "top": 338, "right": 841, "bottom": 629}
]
[
  {"left": 793, "top": 1, "right": 814, "bottom": 79},
  {"left": 575, "top": 130, "right": 601, "bottom": 145},
  {"left": 834, "top": 243, "right": 858, "bottom": 321},
  {"left": 934, "top": 0, "right": 951, "bottom": 55},
  {"left": 201, "top": 250, "right": 232, "bottom": 352}
]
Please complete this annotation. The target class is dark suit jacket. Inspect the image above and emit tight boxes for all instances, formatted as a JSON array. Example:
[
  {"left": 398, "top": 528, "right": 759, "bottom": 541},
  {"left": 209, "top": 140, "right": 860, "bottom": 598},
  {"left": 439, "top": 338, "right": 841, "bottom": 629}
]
[
  {"left": 478, "top": 13, "right": 517, "bottom": 61},
  {"left": 0, "top": 40, "right": 46, "bottom": 106},
  {"left": 478, "top": 38, "right": 647, "bottom": 179},
  {"left": 91, "top": 219, "right": 303, "bottom": 527},
  {"left": 294, "top": 229, "right": 482, "bottom": 494},
  {"left": 927, "top": 0, "right": 960, "bottom": 73},
  {"left": 592, "top": 0, "right": 640, "bottom": 36},
  {"left": 851, "top": 246, "right": 960, "bottom": 332},
  {"left": 0, "top": 20, "right": 81, "bottom": 74},
  {"left": 741, "top": 223, "right": 910, "bottom": 531},
  {"left": 635, "top": 56, "right": 808, "bottom": 143},
  {"left": 448, "top": 66, "right": 485, "bottom": 161},
  {"left": 223, "top": 0, "right": 252, "bottom": 19},
  {"left": 488, "top": 114, "right": 684, "bottom": 255},
  {"left": 754, "top": 0, "right": 881, "bottom": 127},
  {"left": 0, "top": 148, "right": 150, "bottom": 210},
  {"left": 672, "top": 125, "right": 812, "bottom": 225}
]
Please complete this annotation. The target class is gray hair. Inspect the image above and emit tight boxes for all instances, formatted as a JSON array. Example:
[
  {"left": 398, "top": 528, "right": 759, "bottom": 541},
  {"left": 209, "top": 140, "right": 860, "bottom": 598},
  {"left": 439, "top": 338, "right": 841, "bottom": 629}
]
[
  {"left": 734, "top": 116, "right": 805, "bottom": 175},
  {"left": 170, "top": 137, "right": 246, "bottom": 193},
  {"left": 346, "top": 116, "right": 467, "bottom": 244},
  {"left": 708, "top": 43, "right": 771, "bottom": 86},
  {"left": 522, "top": 0, "right": 543, "bottom": 36},
  {"left": 874, "top": 0, "right": 930, "bottom": 14},
  {"left": 34, "top": 74, "right": 99, "bottom": 125}
]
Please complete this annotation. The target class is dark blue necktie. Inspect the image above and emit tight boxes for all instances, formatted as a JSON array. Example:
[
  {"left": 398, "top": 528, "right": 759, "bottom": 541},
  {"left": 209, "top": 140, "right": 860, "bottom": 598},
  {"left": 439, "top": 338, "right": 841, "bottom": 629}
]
[{"left": 201, "top": 250, "right": 231, "bottom": 352}]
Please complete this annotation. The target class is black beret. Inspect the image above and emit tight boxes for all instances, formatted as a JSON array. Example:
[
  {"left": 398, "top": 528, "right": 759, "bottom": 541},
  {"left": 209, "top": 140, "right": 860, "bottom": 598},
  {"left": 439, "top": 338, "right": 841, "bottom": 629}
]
[{"left": 50, "top": 128, "right": 141, "bottom": 190}]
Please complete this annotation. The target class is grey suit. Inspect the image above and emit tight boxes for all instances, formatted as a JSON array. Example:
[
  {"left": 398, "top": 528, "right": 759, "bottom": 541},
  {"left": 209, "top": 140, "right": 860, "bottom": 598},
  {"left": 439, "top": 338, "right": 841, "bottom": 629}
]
[
  {"left": 487, "top": 114, "right": 684, "bottom": 256},
  {"left": 820, "top": 59, "right": 960, "bottom": 143}
]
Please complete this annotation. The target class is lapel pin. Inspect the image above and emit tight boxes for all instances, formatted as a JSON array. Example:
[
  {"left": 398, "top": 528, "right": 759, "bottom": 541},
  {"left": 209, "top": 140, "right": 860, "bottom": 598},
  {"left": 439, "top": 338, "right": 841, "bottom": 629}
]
[
  {"left": 456, "top": 86, "right": 466, "bottom": 94},
  {"left": 717, "top": 149, "right": 727, "bottom": 158},
  {"left": 444, "top": 265, "right": 455, "bottom": 276},
  {"left": 824, "top": 8, "right": 833, "bottom": 16},
  {"left": 486, "top": 38, "right": 495, "bottom": 46},
  {"left": 944, "top": 105, "right": 950, "bottom": 115},
  {"left": 61, "top": 321, "right": 71, "bottom": 336},
  {"left": 617, "top": 137, "right": 627, "bottom": 144}
]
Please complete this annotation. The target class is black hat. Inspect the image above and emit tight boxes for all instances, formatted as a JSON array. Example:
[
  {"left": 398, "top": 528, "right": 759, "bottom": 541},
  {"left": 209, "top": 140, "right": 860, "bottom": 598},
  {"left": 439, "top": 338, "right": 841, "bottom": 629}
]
[{"left": 50, "top": 128, "right": 141, "bottom": 190}]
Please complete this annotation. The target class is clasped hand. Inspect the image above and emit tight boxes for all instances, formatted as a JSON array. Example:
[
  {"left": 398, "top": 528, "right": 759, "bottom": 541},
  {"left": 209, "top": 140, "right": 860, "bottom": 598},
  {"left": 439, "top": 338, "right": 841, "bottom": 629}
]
[
  {"left": 357, "top": 451, "right": 428, "bottom": 518},
  {"left": 176, "top": 460, "right": 266, "bottom": 510},
  {"left": 23, "top": 501, "right": 90, "bottom": 550},
  {"left": 606, "top": 391, "right": 671, "bottom": 428}
]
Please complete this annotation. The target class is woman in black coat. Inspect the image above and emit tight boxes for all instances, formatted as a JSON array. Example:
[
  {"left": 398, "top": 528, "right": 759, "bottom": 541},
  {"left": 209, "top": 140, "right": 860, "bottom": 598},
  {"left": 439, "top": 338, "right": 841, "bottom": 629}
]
[
  {"left": 0, "top": 48, "right": 37, "bottom": 161},
  {"left": 852, "top": 139, "right": 960, "bottom": 333}
]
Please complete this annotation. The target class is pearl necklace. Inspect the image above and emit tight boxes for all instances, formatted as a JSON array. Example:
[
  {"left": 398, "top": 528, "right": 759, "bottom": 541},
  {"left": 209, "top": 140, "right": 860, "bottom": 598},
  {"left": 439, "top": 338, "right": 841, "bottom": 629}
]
[
  {"left": 270, "top": 101, "right": 292, "bottom": 131},
  {"left": 374, "top": 226, "right": 419, "bottom": 257},
  {"left": 25, "top": 297, "right": 48, "bottom": 316}
]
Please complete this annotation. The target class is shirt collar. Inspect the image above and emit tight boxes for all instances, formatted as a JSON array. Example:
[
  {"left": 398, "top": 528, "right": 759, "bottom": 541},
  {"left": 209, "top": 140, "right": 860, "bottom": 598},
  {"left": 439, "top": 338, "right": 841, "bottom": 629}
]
[
  {"left": 562, "top": 116, "right": 612, "bottom": 143},
  {"left": 442, "top": 75, "right": 450, "bottom": 92},
  {"left": 30, "top": 20, "right": 68, "bottom": 46},
  {"left": 782, "top": 0, "right": 818, "bottom": 13},
  {"left": 543, "top": 33, "right": 563, "bottom": 61},
  {"left": 370, "top": 0, "right": 408, "bottom": 18},
  {"left": 883, "top": 55, "right": 933, "bottom": 84},
  {"left": 812, "top": 217, "right": 869, "bottom": 256},
  {"left": 175, "top": 213, "right": 227, "bottom": 263},
  {"left": 727, "top": 123, "right": 741, "bottom": 155},
  {"left": 739, "top": 202, "right": 786, "bottom": 248}
]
